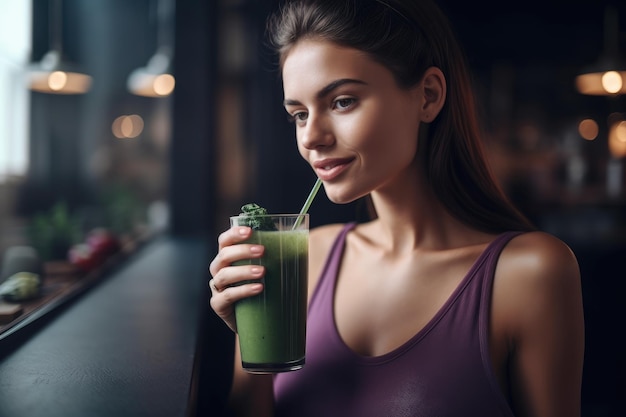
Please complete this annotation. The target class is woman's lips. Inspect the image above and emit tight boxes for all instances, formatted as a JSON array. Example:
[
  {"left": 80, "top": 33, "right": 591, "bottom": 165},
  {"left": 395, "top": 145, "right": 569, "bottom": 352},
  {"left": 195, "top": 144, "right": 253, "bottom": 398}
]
[{"left": 313, "top": 158, "right": 354, "bottom": 181}]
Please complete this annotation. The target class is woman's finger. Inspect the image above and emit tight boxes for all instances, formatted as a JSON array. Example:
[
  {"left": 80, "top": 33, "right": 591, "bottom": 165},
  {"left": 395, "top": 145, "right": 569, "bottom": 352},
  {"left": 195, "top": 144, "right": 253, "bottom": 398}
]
[
  {"left": 209, "top": 243, "right": 264, "bottom": 277},
  {"left": 217, "top": 226, "right": 252, "bottom": 250}
]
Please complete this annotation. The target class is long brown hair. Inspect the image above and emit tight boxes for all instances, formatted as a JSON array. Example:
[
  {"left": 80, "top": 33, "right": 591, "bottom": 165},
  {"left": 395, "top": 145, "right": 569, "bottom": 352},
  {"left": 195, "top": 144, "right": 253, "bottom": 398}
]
[{"left": 267, "top": 0, "right": 534, "bottom": 233}]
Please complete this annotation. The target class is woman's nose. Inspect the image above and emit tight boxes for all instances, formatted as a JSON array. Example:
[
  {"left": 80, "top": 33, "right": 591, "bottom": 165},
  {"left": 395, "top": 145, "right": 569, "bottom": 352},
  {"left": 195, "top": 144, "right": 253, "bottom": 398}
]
[{"left": 300, "top": 114, "right": 333, "bottom": 150}]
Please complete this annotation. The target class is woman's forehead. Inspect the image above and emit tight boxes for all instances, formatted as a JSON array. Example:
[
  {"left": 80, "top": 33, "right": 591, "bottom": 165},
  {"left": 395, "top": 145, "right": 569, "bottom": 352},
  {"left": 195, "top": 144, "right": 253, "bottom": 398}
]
[{"left": 282, "top": 40, "right": 382, "bottom": 86}]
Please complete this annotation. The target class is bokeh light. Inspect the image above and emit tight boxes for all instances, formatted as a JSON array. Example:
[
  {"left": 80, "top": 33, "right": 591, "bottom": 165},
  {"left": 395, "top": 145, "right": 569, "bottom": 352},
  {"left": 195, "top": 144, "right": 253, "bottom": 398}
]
[
  {"left": 609, "top": 119, "right": 626, "bottom": 158},
  {"left": 48, "top": 71, "right": 68, "bottom": 91},
  {"left": 578, "top": 118, "right": 599, "bottom": 141},
  {"left": 153, "top": 74, "right": 175, "bottom": 96},
  {"left": 601, "top": 71, "right": 623, "bottom": 94},
  {"left": 112, "top": 114, "right": 144, "bottom": 139}
]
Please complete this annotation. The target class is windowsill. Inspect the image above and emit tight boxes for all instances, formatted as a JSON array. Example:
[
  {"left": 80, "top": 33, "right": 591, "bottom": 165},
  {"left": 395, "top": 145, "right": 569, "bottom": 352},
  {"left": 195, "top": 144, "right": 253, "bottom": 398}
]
[{"left": 0, "top": 231, "right": 155, "bottom": 343}]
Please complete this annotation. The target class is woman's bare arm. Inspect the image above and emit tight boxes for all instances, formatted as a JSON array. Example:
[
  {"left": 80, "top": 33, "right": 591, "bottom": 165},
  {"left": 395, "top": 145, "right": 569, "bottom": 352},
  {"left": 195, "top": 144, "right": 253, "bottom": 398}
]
[{"left": 495, "top": 232, "right": 585, "bottom": 417}]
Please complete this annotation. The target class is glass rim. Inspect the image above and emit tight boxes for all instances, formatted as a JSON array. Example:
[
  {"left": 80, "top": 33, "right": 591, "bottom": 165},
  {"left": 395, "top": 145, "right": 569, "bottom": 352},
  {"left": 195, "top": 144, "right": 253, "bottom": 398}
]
[{"left": 230, "top": 213, "right": 309, "bottom": 220}]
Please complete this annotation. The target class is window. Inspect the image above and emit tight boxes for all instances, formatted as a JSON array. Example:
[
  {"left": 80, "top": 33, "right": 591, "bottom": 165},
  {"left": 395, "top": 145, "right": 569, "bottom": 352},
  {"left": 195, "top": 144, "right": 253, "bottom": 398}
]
[{"left": 0, "top": 1, "right": 31, "bottom": 182}]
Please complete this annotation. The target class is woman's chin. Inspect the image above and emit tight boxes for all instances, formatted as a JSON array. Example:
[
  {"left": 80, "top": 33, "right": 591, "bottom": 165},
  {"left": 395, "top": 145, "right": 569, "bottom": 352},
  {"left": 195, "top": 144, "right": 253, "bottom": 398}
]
[{"left": 324, "top": 186, "right": 367, "bottom": 205}]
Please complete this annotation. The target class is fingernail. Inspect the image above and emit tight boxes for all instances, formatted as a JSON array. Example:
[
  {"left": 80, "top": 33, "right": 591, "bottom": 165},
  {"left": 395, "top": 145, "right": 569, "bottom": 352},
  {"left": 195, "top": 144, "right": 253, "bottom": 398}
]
[
  {"left": 238, "top": 227, "right": 250, "bottom": 236},
  {"left": 251, "top": 266, "right": 262, "bottom": 275},
  {"left": 250, "top": 245, "right": 263, "bottom": 254},
  {"left": 250, "top": 283, "right": 263, "bottom": 293}
]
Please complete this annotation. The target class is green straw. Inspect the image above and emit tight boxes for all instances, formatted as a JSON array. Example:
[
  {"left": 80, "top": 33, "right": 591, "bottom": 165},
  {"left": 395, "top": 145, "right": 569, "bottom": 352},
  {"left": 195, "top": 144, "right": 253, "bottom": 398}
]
[{"left": 293, "top": 178, "right": 322, "bottom": 230}]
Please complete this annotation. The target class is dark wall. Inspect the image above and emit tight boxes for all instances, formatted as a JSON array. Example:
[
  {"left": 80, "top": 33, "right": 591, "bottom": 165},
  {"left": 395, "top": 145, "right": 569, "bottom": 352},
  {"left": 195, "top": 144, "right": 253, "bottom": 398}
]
[{"left": 169, "top": 0, "right": 217, "bottom": 238}]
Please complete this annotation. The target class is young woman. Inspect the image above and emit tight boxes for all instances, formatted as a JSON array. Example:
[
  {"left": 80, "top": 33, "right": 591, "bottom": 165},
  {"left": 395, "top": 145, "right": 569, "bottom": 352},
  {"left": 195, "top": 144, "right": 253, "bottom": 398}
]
[{"left": 209, "top": 1, "right": 585, "bottom": 416}]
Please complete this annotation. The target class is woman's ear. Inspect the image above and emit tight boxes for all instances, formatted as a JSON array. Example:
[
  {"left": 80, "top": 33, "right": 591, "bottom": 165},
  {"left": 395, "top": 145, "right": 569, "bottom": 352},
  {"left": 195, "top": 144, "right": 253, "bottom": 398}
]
[{"left": 417, "top": 66, "right": 446, "bottom": 123}]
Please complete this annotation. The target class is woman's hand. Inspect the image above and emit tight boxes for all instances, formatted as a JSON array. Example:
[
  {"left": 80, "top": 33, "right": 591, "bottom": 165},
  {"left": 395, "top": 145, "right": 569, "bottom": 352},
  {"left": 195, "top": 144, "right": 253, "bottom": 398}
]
[{"left": 208, "top": 226, "right": 265, "bottom": 332}]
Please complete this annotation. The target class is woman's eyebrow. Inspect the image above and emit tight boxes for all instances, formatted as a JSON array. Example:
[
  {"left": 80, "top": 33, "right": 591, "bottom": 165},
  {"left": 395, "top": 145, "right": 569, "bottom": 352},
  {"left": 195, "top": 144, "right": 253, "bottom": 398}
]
[{"left": 283, "top": 78, "right": 367, "bottom": 106}]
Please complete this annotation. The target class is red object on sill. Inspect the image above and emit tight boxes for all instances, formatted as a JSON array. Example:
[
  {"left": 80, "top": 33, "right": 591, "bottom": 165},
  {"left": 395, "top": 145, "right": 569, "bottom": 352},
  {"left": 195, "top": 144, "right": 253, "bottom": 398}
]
[
  {"left": 68, "top": 243, "right": 100, "bottom": 273},
  {"left": 86, "top": 228, "right": 121, "bottom": 259}
]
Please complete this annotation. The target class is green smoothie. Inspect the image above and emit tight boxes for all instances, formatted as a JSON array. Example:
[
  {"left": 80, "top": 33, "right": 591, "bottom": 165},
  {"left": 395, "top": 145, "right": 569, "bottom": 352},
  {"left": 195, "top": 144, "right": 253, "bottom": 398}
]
[{"left": 233, "top": 227, "right": 309, "bottom": 373}]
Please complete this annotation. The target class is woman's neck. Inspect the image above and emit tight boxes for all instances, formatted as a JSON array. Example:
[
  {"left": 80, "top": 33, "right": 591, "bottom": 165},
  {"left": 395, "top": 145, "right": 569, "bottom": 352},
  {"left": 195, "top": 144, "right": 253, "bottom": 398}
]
[{"left": 367, "top": 170, "right": 489, "bottom": 253}]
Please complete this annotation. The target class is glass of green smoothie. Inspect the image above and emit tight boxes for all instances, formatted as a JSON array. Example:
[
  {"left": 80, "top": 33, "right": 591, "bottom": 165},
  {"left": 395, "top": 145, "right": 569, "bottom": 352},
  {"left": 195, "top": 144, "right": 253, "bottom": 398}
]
[{"left": 230, "top": 206, "right": 309, "bottom": 373}]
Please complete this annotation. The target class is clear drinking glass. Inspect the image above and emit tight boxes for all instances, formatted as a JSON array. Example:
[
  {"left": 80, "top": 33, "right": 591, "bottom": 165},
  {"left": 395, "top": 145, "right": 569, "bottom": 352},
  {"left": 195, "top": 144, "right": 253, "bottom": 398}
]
[{"left": 230, "top": 213, "right": 309, "bottom": 373}]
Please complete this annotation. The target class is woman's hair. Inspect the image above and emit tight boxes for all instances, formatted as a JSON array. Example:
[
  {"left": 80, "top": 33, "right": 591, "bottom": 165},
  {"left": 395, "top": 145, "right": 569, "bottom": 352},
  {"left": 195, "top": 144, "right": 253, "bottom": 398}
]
[{"left": 267, "top": 0, "right": 535, "bottom": 233}]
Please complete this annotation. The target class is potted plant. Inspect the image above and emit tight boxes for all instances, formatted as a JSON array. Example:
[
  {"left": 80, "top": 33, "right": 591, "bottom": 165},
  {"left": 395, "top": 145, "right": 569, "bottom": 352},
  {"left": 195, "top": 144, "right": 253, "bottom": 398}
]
[{"left": 28, "top": 202, "right": 81, "bottom": 274}]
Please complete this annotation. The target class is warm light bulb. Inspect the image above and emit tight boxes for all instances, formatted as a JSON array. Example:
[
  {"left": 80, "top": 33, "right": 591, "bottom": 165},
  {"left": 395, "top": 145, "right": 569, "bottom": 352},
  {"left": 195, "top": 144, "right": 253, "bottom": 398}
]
[
  {"left": 48, "top": 71, "right": 68, "bottom": 91},
  {"left": 602, "top": 71, "right": 623, "bottom": 94},
  {"left": 153, "top": 74, "right": 175, "bottom": 96}
]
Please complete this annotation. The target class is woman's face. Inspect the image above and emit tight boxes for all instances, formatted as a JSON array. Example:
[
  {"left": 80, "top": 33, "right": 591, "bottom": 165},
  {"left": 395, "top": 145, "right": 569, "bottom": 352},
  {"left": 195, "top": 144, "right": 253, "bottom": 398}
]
[{"left": 282, "top": 39, "right": 424, "bottom": 204}]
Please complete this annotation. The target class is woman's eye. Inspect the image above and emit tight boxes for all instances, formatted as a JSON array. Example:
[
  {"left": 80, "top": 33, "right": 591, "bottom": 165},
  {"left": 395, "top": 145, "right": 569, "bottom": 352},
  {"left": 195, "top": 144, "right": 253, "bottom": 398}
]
[
  {"left": 333, "top": 98, "right": 356, "bottom": 111},
  {"left": 288, "top": 111, "right": 308, "bottom": 124}
]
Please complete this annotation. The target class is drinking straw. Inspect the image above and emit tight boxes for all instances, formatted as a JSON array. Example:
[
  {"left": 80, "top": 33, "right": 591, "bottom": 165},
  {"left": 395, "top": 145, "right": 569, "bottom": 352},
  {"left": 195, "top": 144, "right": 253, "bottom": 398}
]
[{"left": 293, "top": 178, "right": 322, "bottom": 230}]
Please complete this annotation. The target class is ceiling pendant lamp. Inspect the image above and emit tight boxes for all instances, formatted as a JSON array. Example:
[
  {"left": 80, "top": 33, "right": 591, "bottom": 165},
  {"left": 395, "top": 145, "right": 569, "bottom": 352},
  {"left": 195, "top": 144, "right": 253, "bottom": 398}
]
[
  {"left": 27, "top": 0, "right": 92, "bottom": 94},
  {"left": 575, "top": 5, "right": 626, "bottom": 96},
  {"left": 127, "top": 47, "right": 175, "bottom": 97},
  {"left": 127, "top": 0, "right": 175, "bottom": 98}
]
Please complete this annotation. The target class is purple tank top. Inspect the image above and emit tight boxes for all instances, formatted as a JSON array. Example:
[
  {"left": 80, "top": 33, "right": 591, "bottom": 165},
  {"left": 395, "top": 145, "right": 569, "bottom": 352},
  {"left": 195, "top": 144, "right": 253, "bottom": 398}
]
[{"left": 274, "top": 223, "right": 522, "bottom": 417}]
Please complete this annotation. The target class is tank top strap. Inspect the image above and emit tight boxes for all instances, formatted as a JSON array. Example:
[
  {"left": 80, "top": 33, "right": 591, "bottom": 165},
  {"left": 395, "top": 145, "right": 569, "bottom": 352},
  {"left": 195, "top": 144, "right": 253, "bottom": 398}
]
[
  {"left": 478, "top": 230, "right": 526, "bottom": 310},
  {"left": 482, "top": 231, "right": 525, "bottom": 271},
  {"left": 477, "top": 230, "right": 526, "bottom": 401}
]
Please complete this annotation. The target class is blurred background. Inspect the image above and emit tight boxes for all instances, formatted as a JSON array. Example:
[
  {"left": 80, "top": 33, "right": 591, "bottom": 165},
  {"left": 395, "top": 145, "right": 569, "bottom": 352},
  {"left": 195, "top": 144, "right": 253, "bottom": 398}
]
[{"left": 0, "top": 0, "right": 624, "bottom": 415}]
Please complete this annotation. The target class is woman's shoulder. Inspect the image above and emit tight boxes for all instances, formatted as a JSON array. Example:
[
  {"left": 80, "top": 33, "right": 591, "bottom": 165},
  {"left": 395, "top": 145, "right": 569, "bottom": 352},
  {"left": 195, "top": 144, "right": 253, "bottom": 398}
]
[
  {"left": 493, "top": 231, "right": 584, "bottom": 415},
  {"left": 494, "top": 230, "right": 582, "bottom": 332},
  {"left": 499, "top": 231, "right": 579, "bottom": 280}
]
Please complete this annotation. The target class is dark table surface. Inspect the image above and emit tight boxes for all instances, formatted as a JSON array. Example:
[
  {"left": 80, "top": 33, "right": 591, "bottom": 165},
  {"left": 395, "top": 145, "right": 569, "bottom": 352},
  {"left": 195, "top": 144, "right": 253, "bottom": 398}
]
[{"left": 0, "top": 236, "right": 211, "bottom": 417}]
